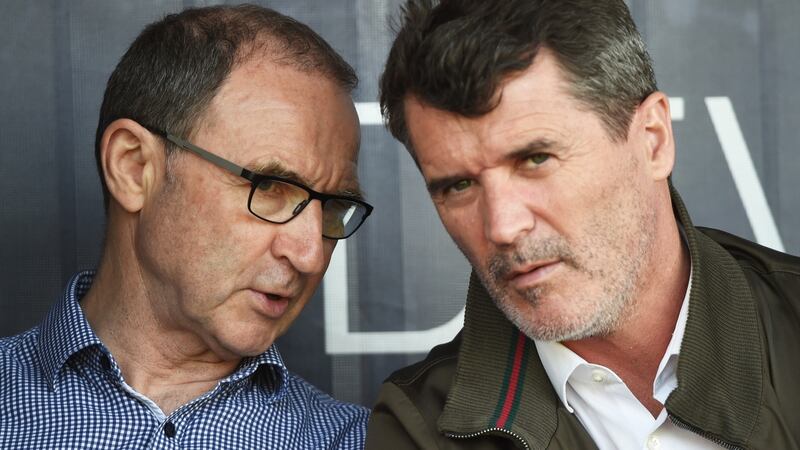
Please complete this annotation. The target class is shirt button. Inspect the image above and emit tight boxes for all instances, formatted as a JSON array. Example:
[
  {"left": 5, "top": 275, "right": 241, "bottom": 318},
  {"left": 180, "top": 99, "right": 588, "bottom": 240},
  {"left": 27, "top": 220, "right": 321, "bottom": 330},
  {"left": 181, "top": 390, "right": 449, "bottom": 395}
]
[
  {"left": 163, "top": 421, "right": 176, "bottom": 438},
  {"left": 590, "top": 369, "right": 606, "bottom": 383},
  {"left": 647, "top": 434, "right": 660, "bottom": 449},
  {"left": 99, "top": 355, "right": 111, "bottom": 371}
]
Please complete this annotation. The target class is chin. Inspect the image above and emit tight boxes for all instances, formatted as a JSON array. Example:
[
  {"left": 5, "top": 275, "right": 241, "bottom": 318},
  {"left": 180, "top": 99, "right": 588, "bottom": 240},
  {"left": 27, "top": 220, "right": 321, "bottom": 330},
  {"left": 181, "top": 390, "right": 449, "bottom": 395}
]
[
  {"left": 497, "top": 294, "right": 589, "bottom": 342},
  {"left": 511, "top": 314, "right": 594, "bottom": 342},
  {"left": 215, "top": 331, "right": 277, "bottom": 359}
]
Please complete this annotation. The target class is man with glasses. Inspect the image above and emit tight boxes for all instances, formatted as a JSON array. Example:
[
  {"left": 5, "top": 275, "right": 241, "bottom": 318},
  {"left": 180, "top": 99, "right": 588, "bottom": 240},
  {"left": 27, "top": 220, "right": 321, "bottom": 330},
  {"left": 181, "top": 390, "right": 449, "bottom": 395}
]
[
  {"left": 367, "top": 0, "right": 800, "bottom": 449},
  {"left": 0, "top": 5, "right": 370, "bottom": 449}
]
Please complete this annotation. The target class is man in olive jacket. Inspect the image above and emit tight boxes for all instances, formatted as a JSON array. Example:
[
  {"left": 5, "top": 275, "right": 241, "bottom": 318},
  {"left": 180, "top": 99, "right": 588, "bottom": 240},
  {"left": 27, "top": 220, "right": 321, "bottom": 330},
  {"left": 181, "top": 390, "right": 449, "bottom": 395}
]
[{"left": 366, "top": 0, "right": 800, "bottom": 448}]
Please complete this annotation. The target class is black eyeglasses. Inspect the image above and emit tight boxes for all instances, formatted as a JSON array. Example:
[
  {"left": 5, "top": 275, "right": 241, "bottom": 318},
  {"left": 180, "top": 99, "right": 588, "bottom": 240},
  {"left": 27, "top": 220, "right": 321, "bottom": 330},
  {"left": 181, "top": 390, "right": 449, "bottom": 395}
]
[{"left": 145, "top": 126, "right": 373, "bottom": 239}]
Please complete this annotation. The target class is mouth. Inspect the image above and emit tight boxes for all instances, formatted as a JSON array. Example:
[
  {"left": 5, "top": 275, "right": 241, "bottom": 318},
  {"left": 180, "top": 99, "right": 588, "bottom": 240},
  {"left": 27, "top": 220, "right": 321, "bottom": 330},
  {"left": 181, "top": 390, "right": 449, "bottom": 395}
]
[
  {"left": 505, "top": 259, "right": 562, "bottom": 289},
  {"left": 251, "top": 290, "right": 292, "bottom": 319}
]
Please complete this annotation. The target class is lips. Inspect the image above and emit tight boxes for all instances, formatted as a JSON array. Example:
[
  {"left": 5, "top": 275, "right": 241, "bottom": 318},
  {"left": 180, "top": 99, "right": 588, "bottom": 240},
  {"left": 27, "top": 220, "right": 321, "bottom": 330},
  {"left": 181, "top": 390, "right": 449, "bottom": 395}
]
[
  {"left": 506, "top": 259, "right": 561, "bottom": 289},
  {"left": 251, "top": 289, "right": 293, "bottom": 319}
]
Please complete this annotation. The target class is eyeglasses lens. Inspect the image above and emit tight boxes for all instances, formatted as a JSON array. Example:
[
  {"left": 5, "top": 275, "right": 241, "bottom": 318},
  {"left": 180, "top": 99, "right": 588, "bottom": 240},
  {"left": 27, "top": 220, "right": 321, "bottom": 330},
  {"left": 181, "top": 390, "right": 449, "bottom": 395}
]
[
  {"left": 250, "top": 179, "right": 367, "bottom": 239},
  {"left": 250, "top": 179, "right": 308, "bottom": 222}
]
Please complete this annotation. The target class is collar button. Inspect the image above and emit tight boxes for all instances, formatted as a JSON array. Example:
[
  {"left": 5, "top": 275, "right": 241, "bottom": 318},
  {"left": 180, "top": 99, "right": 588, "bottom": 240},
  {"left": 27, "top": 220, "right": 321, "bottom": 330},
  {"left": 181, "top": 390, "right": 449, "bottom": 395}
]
[
  {"left": 99, "top": 355, "right": 112, "bottom": 371},
  {"left": 163, "top": 421, "right": 177, "bottom": 438}
]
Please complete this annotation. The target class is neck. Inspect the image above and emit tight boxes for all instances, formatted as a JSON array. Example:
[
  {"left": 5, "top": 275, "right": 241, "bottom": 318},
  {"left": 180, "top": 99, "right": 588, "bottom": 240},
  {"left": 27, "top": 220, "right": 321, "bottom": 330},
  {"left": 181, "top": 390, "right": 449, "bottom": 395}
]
[
  {"left": 81, "top": 218, "right": 240, "bottom": 415},
  {"left": 563, "top": 203, "right": 690, "bottom": 416}
]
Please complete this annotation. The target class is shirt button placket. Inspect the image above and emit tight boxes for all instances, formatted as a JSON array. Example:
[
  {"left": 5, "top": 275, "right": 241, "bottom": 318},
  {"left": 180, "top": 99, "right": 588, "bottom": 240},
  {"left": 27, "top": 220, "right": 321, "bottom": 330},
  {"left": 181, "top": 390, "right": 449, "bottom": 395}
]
[{"left": 646, "top": 434, "right": 660, "bottom": 450}]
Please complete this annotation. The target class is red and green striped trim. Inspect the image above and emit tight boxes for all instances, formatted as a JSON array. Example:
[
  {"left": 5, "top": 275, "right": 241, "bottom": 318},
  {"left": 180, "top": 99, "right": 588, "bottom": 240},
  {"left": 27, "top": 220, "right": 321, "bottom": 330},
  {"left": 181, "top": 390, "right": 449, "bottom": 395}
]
[{"left": 489, "top": 327, "right": 531, "bottom": 430}]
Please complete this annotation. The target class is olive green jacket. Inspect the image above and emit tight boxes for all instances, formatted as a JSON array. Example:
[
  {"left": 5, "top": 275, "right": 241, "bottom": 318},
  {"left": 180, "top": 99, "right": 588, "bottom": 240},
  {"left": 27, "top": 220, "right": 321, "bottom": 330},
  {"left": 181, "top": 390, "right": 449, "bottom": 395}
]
[{"left": 366, "top": 189, "right": 800, "bottom": 449}]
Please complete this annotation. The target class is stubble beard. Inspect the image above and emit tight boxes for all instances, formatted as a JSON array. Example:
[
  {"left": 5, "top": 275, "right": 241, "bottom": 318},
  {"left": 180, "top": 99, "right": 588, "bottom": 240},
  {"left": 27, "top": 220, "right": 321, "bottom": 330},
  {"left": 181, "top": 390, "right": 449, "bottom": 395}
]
[{"left": 473, "top": 208, "right": 655, "bottom": 343}]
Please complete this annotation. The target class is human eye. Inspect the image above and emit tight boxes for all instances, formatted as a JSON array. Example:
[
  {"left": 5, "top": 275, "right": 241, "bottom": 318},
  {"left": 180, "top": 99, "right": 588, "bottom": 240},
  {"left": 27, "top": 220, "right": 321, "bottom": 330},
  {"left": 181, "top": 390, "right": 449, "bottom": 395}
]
[
  {"left": 431, "top": 179, "right": 476, "bottom": 206},
  {"left": 428, "top": 175, "right": 478, "bottom": 205},
  {"left": 448, "top": 179, "right": 474, "bottom": 194},
  {"left": 256, "top": 179, "right": 291, "bottom": 196},
  {"left": 253, "top": 179, "right": 294, "bottom": 209},
  {"left": 523, "top": 153, "right": 550, "bottom": 167},
  {"left": 251, "top": 178, "right": 302, "bottom": 218},
  {"left": 257, "top": 179, "right": 275, "bottom": 191}
]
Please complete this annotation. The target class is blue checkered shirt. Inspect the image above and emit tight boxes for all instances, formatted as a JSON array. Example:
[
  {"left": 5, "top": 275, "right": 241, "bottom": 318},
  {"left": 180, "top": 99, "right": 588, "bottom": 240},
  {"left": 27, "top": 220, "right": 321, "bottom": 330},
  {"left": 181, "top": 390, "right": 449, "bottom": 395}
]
[{"left": 0, "top": 271, "right": 368, "bottom": 449}]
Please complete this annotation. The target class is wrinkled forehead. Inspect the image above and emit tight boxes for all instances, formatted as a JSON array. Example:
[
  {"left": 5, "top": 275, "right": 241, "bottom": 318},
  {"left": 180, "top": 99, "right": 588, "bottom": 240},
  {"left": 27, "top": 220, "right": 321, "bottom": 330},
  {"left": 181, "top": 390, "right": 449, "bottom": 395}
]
[{"left": 193, "top": 59, "right": 362, "bottom": 195}]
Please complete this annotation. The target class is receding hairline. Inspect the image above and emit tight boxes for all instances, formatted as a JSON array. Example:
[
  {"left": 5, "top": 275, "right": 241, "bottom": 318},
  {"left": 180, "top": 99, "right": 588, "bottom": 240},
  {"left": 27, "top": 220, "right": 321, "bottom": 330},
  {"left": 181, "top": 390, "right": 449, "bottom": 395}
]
[
  {"left": 232, "top": 31, "right": 356, "bottom": 89},
  {"left": 397, "top": 47, "right": 562, "bottom": 146},
  {"left": 183, "top": 33, "right": 358, "bottom": 141}
]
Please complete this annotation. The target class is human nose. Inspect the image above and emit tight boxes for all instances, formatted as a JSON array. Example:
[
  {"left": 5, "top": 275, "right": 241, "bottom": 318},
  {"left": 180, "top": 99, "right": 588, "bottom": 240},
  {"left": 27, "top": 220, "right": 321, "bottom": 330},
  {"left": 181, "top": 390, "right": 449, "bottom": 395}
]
[
  {"left": 271, "top": 199, "right": 326, "bottom": 274},
  {"left": 482, "top": 177, "right": 536, "bottom": 247}
]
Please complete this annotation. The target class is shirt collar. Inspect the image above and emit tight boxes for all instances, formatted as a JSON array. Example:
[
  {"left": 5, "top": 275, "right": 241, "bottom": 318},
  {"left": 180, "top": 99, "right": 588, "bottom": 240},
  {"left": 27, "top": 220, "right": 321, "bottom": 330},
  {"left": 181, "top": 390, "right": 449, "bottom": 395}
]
[
  {"left": 652, "top": 265, "right": 692, "bottom": 403},
  {"left": 534, "top": 247, "right": 694, "bottom": 412},
  {"left": 38, "top": 270, "right": 104, "bottom": 389},
  {"left": 38, "top": 271, "right": 290, "bottom": 395},
  {"left": 224, "top": 344, "right": 290, "bottom": 397},
  {"left": 533, "top": 337, "right": 585, "bottom": 413}
]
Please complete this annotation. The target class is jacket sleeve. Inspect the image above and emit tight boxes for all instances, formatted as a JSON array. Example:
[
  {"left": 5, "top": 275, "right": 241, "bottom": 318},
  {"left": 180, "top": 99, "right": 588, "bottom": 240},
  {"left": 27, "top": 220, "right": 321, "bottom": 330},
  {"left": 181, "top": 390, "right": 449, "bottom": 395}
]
[{"left": 365, "top": 382, "right": 441, "bottom": 450}]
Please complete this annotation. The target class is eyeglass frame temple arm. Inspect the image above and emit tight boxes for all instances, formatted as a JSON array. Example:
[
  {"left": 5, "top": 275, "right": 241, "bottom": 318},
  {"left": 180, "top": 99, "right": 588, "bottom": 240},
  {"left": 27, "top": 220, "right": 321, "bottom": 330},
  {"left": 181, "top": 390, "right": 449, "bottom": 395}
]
[
  {"left": 144, "top": 124, "right": 373, "bottom": 218},
  {"left": 148, "top": 127, "right": 249, "bottom": 178}
]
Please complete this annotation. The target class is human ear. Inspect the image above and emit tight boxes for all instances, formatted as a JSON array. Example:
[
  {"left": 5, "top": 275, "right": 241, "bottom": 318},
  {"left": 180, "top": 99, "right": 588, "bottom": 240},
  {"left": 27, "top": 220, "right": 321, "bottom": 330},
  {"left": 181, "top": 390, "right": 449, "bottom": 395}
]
[
  {"left": 99, "top": 119, "right": 164, "bottom": 213},
  {"left": 634, "top": 92, "right": 675, "bottom": 181}
]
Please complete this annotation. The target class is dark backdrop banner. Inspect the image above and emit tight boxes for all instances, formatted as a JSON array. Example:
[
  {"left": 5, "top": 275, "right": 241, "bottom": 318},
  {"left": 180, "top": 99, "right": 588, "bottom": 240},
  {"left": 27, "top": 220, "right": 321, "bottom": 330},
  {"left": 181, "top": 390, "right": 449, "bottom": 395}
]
[{"left": 2, "top": 0, "right": 798, "bottom": 407}]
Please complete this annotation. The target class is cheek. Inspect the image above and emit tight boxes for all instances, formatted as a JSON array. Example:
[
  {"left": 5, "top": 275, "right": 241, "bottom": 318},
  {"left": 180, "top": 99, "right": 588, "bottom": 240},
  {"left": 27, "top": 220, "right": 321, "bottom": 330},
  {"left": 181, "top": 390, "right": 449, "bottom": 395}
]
[
  {"left": 564, "top": 175, "right": 642, "bottom": 261},
  {"left": 179, "top": 189, "right": 230, "bottom": 253},
  {"left": 543, "top": 163, "right": 620, "bottom": 237},
  {"left": 437, "top": 206, "right": 488, "bottom": 263},
  {"left": 159, "top": 181, "right": 251, "bottom": 279}
]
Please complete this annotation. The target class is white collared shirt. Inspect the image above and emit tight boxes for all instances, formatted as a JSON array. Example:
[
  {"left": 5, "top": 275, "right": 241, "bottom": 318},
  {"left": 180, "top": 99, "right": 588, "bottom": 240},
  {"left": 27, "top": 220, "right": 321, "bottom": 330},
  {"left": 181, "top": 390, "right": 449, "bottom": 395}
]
[{"left": 534, "top": 269, "right": 724, "bottom": 450}]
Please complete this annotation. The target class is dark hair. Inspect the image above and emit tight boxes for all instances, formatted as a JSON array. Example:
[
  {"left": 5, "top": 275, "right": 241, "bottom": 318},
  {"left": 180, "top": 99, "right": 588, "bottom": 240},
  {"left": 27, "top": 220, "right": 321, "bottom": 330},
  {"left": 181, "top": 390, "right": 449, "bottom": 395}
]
[
  {"left": 380, "top": 0, "right": 657, "bottom": 149},
  {"left": 95, "top": 4, "right": 357, "bottom": 209}
]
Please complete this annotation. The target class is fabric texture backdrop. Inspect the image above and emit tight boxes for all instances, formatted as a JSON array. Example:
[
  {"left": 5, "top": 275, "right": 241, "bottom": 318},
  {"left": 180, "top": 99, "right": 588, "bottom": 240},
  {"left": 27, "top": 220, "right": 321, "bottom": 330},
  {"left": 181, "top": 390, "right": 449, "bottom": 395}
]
[{"left": 1, "top": 0, "right": 798, "bottom": 407}]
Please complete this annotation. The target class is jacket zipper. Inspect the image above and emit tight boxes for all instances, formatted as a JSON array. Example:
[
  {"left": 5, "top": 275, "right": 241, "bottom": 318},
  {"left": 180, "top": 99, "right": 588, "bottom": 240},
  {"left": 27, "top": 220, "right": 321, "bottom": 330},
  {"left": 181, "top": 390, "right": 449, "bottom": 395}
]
[
  {"left": 446, "top": 427, "right": 530, "bottom": 450},
  {"left": 447, "top": 418, "right": 743, "bottom": 450},
  {"left": 668, "top": 415, "right": 745, "bottom": 450}
]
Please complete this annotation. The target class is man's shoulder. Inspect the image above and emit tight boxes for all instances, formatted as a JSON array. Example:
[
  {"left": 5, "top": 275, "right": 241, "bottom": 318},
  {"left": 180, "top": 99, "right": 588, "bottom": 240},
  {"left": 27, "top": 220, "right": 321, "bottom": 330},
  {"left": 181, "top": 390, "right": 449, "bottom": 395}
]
[
  {"left": 366, "top": 333, "right": 466, "bottom": 450},
  {"left": 0, "top": 326, "right": 41, "bottom": 364},
  {"left": 698, "top": 226, "right": 800, "bottom": 309},
  {"left": 282, "top": 370, "right": 369, "bottom": 422},
  {"left": 698, "top": 226, "right": 800, "bottom": 276},
  {"left": 278, "top": 370, "right": 369, "bottom": 448},
  {"left": 375, "top": 330, "right": 462, "bottom": 426},
  {"left": 0, "top": 326, "right": 47, "bottom": 401},
  {"left": 384, "top": 331, "right": 462, "bottom": 393}
]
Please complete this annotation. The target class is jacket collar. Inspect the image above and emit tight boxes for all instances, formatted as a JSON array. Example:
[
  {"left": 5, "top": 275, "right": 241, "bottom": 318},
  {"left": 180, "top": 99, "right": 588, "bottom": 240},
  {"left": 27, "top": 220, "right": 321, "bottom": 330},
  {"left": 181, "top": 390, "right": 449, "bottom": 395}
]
[
  {"left": 439, "top": 268, "right": 561, "bottom": 448},
  {"left": 665, "top": 185, "right": 762, "bottom": 446},
  {"left": 438, "top": 186, "right": 763, "bottom": 448}
]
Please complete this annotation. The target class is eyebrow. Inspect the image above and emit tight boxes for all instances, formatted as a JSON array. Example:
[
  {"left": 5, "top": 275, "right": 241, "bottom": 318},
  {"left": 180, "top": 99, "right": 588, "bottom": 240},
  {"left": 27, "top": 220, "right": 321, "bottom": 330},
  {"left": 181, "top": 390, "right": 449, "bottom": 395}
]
[
  {"left": 249, "top": 161, "right": 311, "bottom": 186},
  {"left": 249, "top": 160, "right": 365, "bottom": 200},
  {"left": 506, "top": 138, "right": 557, "bottom": 160},
  {"left": 425, "top": 138, "right": 557, "bottom": 195}
]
